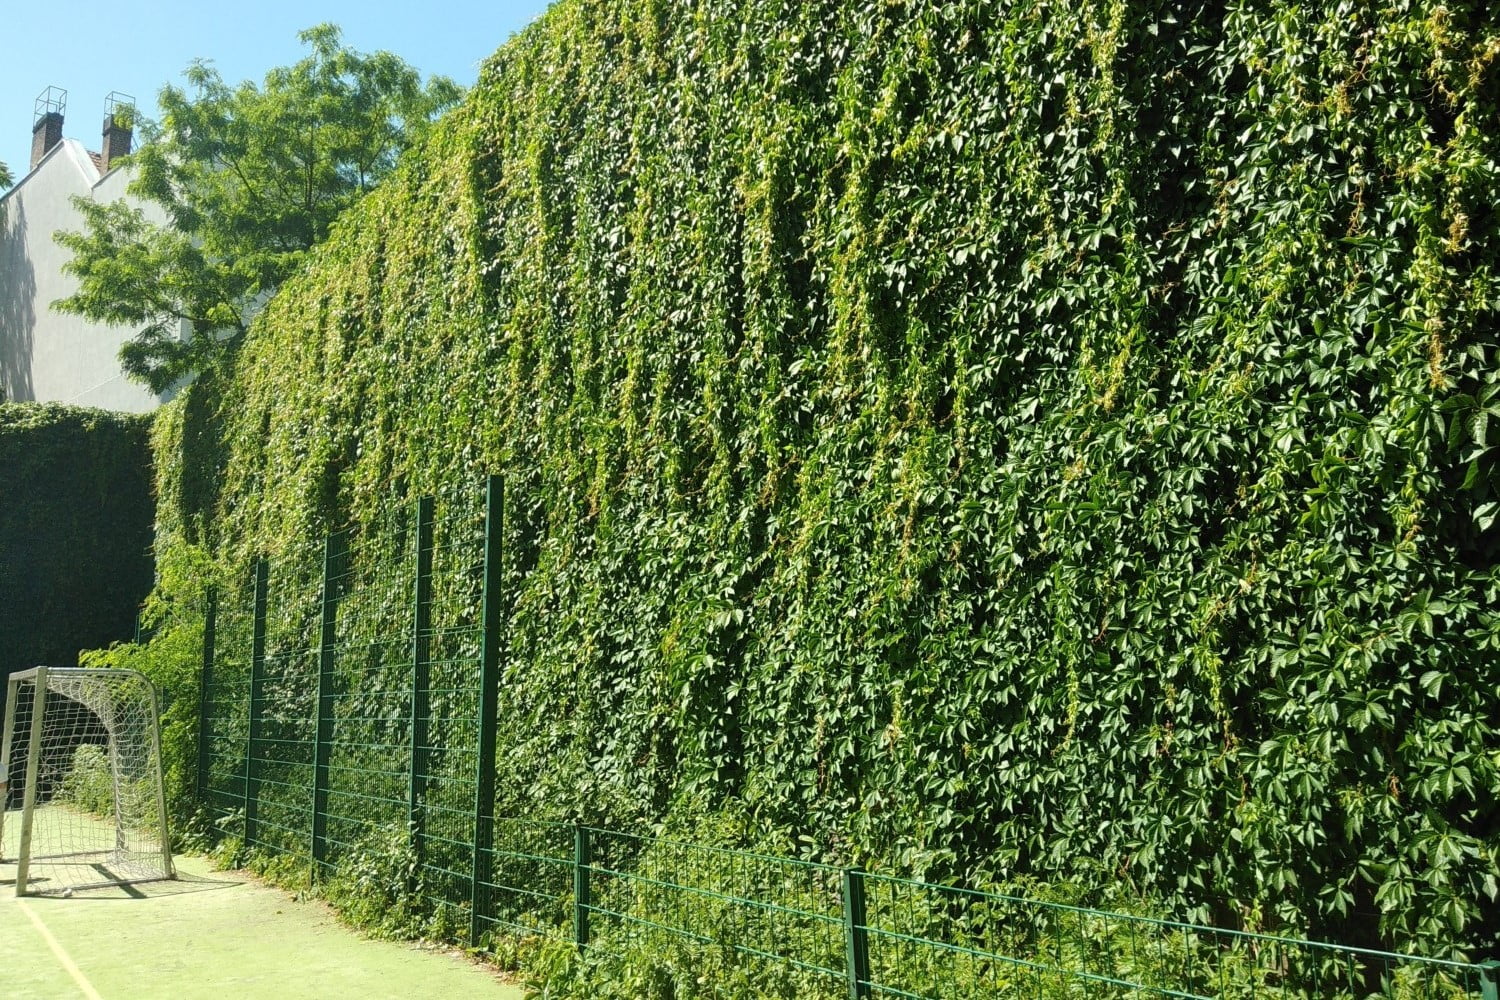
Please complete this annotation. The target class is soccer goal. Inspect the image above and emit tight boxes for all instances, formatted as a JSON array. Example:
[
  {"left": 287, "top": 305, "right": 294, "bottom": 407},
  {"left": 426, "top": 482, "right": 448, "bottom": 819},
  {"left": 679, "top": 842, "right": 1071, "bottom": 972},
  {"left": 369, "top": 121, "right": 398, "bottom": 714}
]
[{"left": 1, "top": 666, "right": 175, "bottom": 896}]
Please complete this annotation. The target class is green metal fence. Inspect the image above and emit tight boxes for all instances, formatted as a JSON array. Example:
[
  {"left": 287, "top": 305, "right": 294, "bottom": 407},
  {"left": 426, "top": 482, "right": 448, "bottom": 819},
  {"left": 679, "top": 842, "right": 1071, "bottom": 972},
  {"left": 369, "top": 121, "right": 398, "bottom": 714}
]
[{"left": 195, "top": 477, "right": 1499, "bottom": 998}]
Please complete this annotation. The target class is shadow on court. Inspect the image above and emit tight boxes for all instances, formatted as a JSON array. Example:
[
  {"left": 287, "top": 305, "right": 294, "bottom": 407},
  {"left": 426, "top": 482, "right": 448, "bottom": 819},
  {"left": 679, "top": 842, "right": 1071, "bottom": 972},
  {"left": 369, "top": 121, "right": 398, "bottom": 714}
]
[{"left": 1, "top": 865, "right": 240, "bottom": 899}]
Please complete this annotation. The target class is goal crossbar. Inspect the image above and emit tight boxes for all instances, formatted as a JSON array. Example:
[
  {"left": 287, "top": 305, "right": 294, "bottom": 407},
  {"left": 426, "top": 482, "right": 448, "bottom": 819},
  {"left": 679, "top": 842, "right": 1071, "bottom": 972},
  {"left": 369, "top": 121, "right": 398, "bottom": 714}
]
[{"left": 1, "top": 666, "right": 176, "bottom": 896}]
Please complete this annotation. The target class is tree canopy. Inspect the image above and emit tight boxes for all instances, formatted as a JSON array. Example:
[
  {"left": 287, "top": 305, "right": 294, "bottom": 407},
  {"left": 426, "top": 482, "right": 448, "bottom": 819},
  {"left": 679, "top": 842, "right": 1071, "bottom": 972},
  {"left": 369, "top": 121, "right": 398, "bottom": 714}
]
[
  {"left": 0, "top": 161, "right": 12, "bottom": 188},
  {"left": 53, "top": 24, "right": 462, "bottom": 393}
]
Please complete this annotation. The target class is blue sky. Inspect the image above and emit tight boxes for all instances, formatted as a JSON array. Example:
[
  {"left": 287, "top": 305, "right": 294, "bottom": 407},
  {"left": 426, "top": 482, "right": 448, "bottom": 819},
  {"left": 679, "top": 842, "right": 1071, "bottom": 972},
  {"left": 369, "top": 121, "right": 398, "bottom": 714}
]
[{"left": 1, "top": 0, "right": 554, "bottom": 185}]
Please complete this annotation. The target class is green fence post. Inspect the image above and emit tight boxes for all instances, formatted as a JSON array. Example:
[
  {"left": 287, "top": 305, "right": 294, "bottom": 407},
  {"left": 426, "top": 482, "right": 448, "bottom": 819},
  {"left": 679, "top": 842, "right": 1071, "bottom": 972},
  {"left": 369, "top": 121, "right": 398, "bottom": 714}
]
[
  {"left": 409, "top": 496, "right": 434, "bottom": 867},
  {"left": 244, "top": 558, "right": 269, "bottom": 847},
  {"left": 842, "top": 869, "right": 872, "bottom": 1000},
  {"left": 196, "top": 588, "right": 217, "bottom": 804},
  {"left": 574, "top": 825, "right": 592, "bottom": 950},
  {"left": 311, "top": 530, "right": 346, "bottom": 870},
  {"left": 1480, "top": 960, "right": 1499, "bottom": 1000},
  {"left": 470, "top": 474, "right": 504, "bottom": 947}
]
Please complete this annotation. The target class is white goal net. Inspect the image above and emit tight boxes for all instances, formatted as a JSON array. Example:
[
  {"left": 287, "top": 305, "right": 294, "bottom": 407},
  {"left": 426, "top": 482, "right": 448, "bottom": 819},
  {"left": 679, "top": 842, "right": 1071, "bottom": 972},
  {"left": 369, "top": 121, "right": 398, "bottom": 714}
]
[{"left": 1, "top": 666, "right": 175, "bottom": 895}]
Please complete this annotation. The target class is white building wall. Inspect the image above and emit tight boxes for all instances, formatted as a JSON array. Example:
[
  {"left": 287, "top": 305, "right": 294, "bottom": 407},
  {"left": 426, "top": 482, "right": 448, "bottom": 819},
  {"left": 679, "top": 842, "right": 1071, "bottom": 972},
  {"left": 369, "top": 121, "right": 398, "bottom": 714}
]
[{"left": 0, "top": 138, "right": 181, "bottom": 413}]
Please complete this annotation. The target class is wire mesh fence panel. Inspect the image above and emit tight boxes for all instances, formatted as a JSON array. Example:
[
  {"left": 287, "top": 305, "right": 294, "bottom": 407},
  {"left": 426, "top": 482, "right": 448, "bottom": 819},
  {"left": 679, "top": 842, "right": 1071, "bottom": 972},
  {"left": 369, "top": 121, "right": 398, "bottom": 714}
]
[
  {"left": 583, "top": 828, "right": 848, "bottom": 995},
  {"left": 202, "top": 568, "right": 256, "bottom": 833},
  {"left": 482, "top": 816, "right": 572, "bottom": 942},
  {"left": 412, "top": 488, "right": 486, "bottom": 926},
  {"left": 322, "top": 508, "right": 416, "bottom": 867},
  {"left": 247, "top": 540, "right": 322, "bottom": 860},
  {"left": 863, "top": 875, "right": 1194, "bottom": 1000},
  {"left": 860, "top": 874, "right": 1492, "bottom": 1000}
]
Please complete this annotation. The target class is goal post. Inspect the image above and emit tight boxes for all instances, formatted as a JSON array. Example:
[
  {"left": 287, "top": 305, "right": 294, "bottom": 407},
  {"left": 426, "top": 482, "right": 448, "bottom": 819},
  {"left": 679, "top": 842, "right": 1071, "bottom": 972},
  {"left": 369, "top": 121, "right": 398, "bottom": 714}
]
[{"left": 1, "top": 666, "right": 175, "bottom": 896}]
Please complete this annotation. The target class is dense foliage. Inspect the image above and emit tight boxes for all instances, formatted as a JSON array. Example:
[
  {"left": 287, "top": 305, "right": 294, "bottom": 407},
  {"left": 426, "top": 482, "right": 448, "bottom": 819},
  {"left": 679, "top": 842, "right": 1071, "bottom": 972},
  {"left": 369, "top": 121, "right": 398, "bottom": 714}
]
[
  {"left": 0, "top": 404, "right": 153, "bottom": 693},
  {"left": 150, "top": 0, "right": 1500, "bottom": 962},
  {"left": 52, "top": 25, "right": 463, "bottom": 393},
  {"left": 60, "top": 744, "right": 116, "bottom": 817}
]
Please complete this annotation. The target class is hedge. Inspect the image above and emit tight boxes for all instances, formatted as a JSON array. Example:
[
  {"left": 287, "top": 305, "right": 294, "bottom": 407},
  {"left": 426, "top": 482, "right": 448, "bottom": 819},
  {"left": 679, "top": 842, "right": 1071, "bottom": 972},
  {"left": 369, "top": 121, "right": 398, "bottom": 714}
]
[{"left": 0, "top": 403, "right": 154, "bottom": 697}]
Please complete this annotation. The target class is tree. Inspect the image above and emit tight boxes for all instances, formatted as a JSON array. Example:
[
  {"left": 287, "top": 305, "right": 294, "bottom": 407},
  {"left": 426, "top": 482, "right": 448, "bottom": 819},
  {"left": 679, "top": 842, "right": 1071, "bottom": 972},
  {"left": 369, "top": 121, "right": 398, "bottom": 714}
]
[
  {"left": 0, "top": 161, "right": 12, "bottom": 188},
  {"left": 54, "top": 24, "right": 462, "bottom": 393}
]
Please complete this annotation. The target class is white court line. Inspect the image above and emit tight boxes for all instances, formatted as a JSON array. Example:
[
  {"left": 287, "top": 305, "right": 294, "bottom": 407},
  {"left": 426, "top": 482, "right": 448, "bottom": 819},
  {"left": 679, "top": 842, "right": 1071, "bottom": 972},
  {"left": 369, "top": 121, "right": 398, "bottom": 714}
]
[{"left": 17, "top": 897, "right": 105, "bottom": 1000}]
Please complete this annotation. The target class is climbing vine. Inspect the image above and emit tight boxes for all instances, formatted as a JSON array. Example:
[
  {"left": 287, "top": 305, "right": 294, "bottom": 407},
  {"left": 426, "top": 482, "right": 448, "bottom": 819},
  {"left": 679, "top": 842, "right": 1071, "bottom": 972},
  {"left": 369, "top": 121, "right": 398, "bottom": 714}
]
[{"left": 148, "top": 0, "right": 1499, "bottom": 959}]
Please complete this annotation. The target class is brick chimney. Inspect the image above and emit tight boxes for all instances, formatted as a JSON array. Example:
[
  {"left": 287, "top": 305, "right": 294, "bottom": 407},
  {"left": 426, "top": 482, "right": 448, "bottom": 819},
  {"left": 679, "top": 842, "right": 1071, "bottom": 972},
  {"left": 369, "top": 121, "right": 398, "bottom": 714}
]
[
  {"left": 30, "top": 111, "right": 63, "bottom": 169},
  {"left": 30, "top": 88, "right": 67, "bottom": 170},
  {"left": 100, "top": 92, "right": 134, "bottom": 172},
  {"left": 30, "top": 87, "right": 67, "bottom": 170}
]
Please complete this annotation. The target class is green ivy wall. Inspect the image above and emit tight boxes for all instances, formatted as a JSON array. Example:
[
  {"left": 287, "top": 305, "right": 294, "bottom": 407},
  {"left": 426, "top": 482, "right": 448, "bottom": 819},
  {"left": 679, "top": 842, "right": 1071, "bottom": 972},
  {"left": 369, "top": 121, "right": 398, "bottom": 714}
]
[
  {"left": 157, "top": 0, "right": 1499, "bottom": 956},
  {"left": 0, "top": 403, "right": 154, "bottom": 688}
]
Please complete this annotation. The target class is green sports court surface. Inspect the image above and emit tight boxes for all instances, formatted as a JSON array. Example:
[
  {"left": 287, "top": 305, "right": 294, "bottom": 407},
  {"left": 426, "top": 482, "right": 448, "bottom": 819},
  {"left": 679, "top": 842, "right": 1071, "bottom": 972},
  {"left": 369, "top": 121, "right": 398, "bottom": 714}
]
[{"left": 2, "top": 808, "right": 522, "bottom": 1000}]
